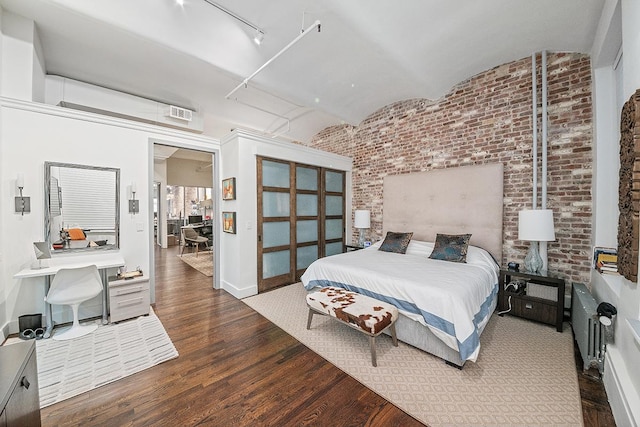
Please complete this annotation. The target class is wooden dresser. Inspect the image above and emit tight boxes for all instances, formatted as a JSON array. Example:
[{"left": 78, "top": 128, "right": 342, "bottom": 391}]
[{"left": 0, "top": 340, "right": 41, "bottom": 426}]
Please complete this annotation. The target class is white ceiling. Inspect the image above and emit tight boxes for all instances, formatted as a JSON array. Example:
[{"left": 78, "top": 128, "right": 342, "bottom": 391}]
[{"left": 0, "top": 0, "right": 605, "bottom": 143}]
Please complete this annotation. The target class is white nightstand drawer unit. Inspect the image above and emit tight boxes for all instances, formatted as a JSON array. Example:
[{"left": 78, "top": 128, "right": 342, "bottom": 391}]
[{"left": 109, "top": 276, "right": 150, "bottom": 323}]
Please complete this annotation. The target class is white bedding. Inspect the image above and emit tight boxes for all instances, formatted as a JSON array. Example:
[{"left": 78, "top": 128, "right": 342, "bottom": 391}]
[{"left": 300, "top": 240, "right": 499, "bottom": 362}]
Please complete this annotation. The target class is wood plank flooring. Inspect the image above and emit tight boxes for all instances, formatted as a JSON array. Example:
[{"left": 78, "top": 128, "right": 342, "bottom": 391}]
[
  {"left": 39, "top": 246, "right": 616, "bottom": 426},
  {"left": 40, "top": 247, "right": 421, "bottom": 426},
  {"left": 575, "top": 347, "right": 617, "bottom": 427}
]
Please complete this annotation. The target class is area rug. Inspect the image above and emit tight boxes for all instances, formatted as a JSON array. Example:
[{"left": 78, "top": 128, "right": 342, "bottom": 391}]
[
  {"left": 243, "top": 283, "right": 584, "bottom": 427},
  {"left": 34, "top": 309, "right": 178, "bottom": 408},
  {"left": 178, "top": 251, "right": 213, "bottom": 276}
]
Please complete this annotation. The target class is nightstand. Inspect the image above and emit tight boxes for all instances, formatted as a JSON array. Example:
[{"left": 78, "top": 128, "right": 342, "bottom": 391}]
[
  {"left": 345, "top": 244, "right": 365, "bottom": 252},
  {"left": 498, "top": 268, "right": 565, "bottom": 332}
]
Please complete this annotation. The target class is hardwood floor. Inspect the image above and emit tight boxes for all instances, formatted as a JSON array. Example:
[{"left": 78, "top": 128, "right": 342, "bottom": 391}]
[
  {"left": 40, "top": 246, "right": 616, "bottom": 426},
  {"left": 41, "top": 246, "right": 421, "bottom": 426},
  {"left": 575, "top": 346, "right": 617, "bottom": 427}
]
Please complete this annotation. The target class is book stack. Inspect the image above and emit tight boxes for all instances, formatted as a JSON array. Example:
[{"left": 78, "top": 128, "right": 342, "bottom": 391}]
[{"left": 593, "top": 247, "right": 618, "bottom": 274}]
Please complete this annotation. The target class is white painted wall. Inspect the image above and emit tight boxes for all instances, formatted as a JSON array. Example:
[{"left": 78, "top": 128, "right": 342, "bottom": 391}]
[
  {"left": 591, "top": 1, "right": 640, "bottom": 425},
  {"left": 592, "top": 65, "right": 620, "bottom": 248},
  {"left": 0, "top": 7, "right": 4, "bottom": 95},
  {"left": 31, "top": 18, "right": 45, "bottom": 103},
  {"left": 154, "top": 159, "right": 168, "bottom": 248},
  {"left": 621, "top": 0, "right": 640, "bottom": 99},
  {"left": 0, "top": 99, "right": 220, "bottom": 337},
  {"left": 220, "top": 130, "right": 352, "bottom": 298},
  {"left": 0, "top": 10, "right": 222, "bottom": 342},
  {"left": 0, "top": 10, "right": 44, "bottom": 102},
  {"left": 0, "top": 102, "right": 149, "bottom": 328}
]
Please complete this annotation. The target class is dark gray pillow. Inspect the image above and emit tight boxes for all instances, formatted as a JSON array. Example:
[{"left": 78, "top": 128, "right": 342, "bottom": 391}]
[
  {"left": 378, "top": 231, "right": 413, "bottom": 254},
  {"left": 429, "top": 233, "right": 472, "bottom": 263}
]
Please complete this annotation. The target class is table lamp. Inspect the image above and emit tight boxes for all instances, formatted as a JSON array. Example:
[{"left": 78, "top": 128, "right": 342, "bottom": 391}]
[
  {"left": 33, "top": 241, "right": 51, "bottom": 269},
  {"left": 518, "top": 209, "right": 555, "bottom": 273},
  {"left": 354, "top": 210, "right": 370, "bottom": 247}
]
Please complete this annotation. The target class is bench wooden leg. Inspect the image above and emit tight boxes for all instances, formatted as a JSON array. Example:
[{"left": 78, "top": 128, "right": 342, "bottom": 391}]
[
  {"left": 390, "top": 322, "right": 398, "bottom": 347},
  {"left": 369, "top": 336, "right": 377, "bottom": 367},
  {"left": 306, "top": 309, "right": 314, "bottom": 330}
]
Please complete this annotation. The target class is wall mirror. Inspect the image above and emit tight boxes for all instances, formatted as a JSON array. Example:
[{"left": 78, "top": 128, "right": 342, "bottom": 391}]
[{"left": 44, "top": 162, "right": 120, "bottom": 253}]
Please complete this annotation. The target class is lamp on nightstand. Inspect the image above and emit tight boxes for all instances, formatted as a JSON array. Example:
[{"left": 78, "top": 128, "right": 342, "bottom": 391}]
[
  {"left": 518, "top": 209, "right": 555, "bottom": 273},
  {"left": 354, "top": 210, "right": 370, "bottom": 247}
]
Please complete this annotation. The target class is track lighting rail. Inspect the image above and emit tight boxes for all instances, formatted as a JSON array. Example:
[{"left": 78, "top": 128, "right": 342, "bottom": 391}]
[{"left": 225, "top": 20, "right": 321, "bottom": 100}]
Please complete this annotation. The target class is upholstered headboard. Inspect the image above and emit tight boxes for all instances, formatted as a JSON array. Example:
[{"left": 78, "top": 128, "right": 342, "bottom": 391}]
[{"left": 382, "top": 163, "right": 504, "bottom": 262}]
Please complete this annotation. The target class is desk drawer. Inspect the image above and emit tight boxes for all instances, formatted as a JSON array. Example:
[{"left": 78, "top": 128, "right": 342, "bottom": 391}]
[
  {"left": 109, "top": 277, "right": 150, "bottom": 323},
  {"left": 111, "top": 283, "right": 147, "bottom": 297}
]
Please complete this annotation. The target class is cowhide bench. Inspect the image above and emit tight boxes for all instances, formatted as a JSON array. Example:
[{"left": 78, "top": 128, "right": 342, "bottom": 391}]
[{"left": 305, "top": 286, "right": 399, "bottom": 367}]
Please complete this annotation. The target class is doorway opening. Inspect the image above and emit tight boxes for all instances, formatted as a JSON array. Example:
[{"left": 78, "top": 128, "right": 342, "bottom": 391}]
[{"left": 153, "top": 144, "right": 217, "bottom": 287}]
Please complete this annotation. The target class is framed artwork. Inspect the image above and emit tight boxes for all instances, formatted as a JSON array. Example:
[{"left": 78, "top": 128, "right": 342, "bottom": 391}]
[
  {"left": 222, "top": 211, "right": 236, "bottom": 234},
  {"left": 222, "top": 177, "right": 236, "bottom": 200}
]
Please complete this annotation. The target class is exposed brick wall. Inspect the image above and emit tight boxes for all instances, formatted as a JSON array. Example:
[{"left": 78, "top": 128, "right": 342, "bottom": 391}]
[{"left": 308, "top": 53, "right": 593, "bottom": 286}]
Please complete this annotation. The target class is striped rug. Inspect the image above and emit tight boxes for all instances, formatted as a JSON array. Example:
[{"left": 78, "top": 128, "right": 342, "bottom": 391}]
[
  {"left": 243, "top": 283, "right": 584, "bottom": 427},
  {"left": 35, "top": 309, "right": 178, "bottom": 408}
]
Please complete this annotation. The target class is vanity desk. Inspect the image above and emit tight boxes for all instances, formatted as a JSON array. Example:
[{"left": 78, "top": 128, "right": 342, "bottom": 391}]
[
  {"left": 13, "top": 253, "right": 125, "bottom": 338},
  {"left": 14, "top": 161, "right": 126, "bottom": 338}
]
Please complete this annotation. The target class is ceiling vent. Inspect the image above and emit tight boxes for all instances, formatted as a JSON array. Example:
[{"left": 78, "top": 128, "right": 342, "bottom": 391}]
[{"left": 168, "top": 105, "right": 193, "bottom": 122}]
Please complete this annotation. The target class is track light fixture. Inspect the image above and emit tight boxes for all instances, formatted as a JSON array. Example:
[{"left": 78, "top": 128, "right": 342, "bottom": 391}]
[
  {"left": 253, "top": 30, "right": 264, "bottom": 45},
  {"left": 203, "top": 0, "right": 265, "bottom": 45}
]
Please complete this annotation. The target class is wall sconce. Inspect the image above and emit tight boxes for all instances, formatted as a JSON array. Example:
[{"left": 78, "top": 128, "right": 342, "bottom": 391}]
[
  {"left": 15, "top": 173, "right": 31, "bottom": 215},
  {"left": 129, "top": 182, "right": 139, "bottom": 214}
]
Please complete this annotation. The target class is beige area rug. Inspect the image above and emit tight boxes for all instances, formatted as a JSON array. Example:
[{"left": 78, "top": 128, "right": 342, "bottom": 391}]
[
  {"left": 243, "top": 283, "right": 583, "bottom": 427},
  {"left": 5, "top": 309, "right": 178, "bottom": 408},
  {"left": 178, "top": 251, "right": 213, "bottom": 276}
]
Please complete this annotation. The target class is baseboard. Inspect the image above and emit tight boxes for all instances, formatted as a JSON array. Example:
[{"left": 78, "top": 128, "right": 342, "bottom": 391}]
[
  {"left": 221, "top": 280, "right": 257, "bottom": 299},
  {"left": 0, "top": 321, "right": 9, "bottom": 344},
  {"left": 604, "top": 346, "right": 640, "bottom": 427}
]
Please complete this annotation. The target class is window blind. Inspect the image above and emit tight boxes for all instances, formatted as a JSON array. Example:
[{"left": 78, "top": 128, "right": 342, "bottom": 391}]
[{"left": 59, "top": 168, "right": 117, "bottom": 230}]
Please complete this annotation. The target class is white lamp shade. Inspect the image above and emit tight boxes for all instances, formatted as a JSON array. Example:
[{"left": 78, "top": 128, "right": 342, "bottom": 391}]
[
  {"left": 518, "top": 209, "right": 555, "bottom": 241},
  {"left": 354, "top": 210, "right": 370, "bottom": 229}
]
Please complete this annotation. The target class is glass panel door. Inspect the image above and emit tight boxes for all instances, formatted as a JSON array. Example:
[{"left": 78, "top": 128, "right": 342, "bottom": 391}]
[
  {"left": 323, "top": 169, "right": 345, "bottom": 256},
  {"left": 258, "top": 158, "right": 294, "bottom": 292},
  {"left": 295, "top": 165, "right": 320, "bottom": 280},
  {"left": 257, "top": 158, "right": 345, "bottom": 291}
]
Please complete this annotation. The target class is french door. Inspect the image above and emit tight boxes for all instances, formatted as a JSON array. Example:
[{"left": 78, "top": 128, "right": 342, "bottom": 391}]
[{"left": 257, "top": 157, "right": 345, "bottom": 292}]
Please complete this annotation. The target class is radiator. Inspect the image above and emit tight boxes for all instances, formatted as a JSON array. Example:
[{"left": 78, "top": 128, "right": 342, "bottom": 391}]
[{"left": 571, "top": 283, "right": 605, "bottom": 372}]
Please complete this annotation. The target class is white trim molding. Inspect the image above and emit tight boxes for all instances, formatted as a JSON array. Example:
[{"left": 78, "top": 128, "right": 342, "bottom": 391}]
[{"left": 604, "top": 346, "right": 640, "bottom": 427}]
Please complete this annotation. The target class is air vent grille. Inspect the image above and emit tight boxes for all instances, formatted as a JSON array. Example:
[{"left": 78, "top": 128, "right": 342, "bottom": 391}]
[{"left": 168, "top": 105, "right": 193, "bottom": 122}]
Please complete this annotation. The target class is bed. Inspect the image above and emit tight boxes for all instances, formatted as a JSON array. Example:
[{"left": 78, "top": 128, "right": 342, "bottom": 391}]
[{"left": 301, "top": 163, "right": 504, "bottom": 367}]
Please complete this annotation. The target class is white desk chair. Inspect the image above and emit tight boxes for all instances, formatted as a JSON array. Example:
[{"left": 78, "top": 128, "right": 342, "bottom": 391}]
[
  {"left": 181, "top": 226, "right": 209, "bottom": 257},
  {"left": 45, "top": 265, "right": 103, "bottom": 341}
]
